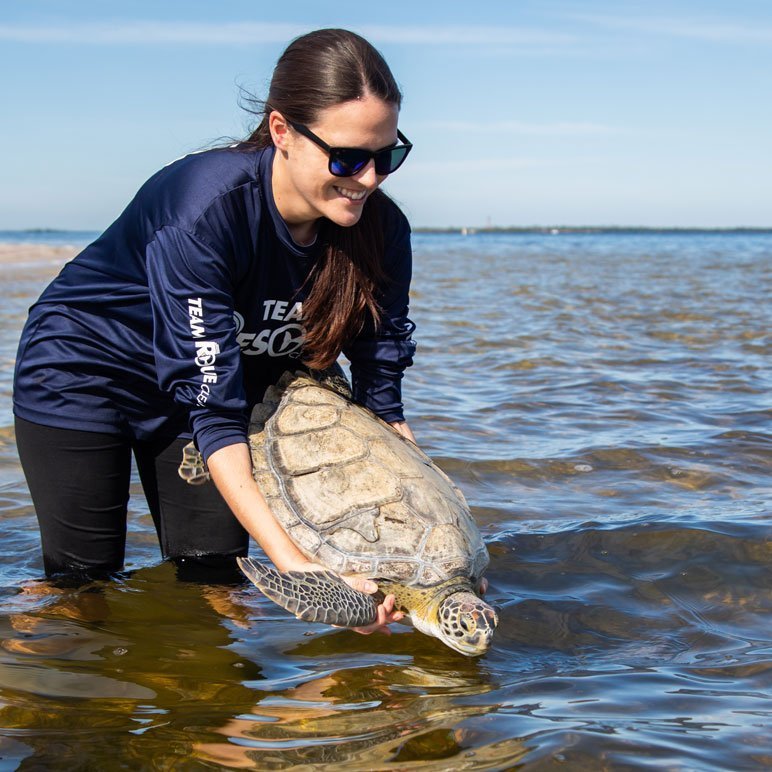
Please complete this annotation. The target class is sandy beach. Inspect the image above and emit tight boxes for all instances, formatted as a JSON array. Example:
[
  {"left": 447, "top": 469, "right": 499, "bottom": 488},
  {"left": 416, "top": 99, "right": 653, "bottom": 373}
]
[
  {"left": 0, "top": 242, "right": 78, "bottom": 266},
  {"left": 0, "top": 243, "right": 78, "bottom": 286}
]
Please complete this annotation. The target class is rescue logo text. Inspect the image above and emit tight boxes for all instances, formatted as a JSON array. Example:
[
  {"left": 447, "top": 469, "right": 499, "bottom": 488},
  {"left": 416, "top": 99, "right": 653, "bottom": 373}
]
[{"left": 187, "top": 297, "right": 220, "bottom": 406}]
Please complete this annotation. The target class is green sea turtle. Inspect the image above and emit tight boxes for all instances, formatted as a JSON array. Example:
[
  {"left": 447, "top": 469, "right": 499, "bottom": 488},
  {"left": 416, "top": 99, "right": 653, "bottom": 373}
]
[{"left": 181, "top": 370, "right": 497, "bottom": 656}]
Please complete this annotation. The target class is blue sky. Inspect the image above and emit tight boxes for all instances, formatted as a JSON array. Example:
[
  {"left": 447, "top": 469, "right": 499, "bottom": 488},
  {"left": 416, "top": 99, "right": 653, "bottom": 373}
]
[{"left": 1, "top": 1, "right": 770, "bottom": 229}]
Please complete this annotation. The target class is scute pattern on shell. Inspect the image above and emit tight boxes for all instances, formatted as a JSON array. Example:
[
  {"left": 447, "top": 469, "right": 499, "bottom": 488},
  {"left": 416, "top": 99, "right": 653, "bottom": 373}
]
[{"left": 248, "top": 372, "right": 489, "bottom": 586}]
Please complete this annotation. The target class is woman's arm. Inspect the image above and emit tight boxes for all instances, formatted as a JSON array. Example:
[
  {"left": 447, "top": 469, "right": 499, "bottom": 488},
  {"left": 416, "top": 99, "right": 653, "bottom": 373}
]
[
  {"left": 206, "top": 442, "right": 404, "bottom": 632},
  {"left": 207, "top": 442, "right": 309, "bottom": 572},
  {"left": 344, "top": 202, "right": 416, "bottom": 431}
]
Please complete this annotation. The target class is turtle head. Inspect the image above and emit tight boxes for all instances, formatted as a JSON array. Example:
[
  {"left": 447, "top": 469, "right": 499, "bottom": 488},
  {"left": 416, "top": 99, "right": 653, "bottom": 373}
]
[{"left": 436, "top": 591, "right": 498, "bottom": 657}]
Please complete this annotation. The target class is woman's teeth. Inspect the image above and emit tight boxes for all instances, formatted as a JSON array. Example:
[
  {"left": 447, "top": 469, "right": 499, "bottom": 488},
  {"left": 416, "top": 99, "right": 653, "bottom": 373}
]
[{"left": 334, "top": 186, "right": 366, "bottom": 201}]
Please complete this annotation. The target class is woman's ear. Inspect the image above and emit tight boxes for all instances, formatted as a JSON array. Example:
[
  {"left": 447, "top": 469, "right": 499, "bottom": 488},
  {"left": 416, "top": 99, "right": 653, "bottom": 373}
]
[{"left": 268, "top": 110, "right": 291, "bottom": 151}]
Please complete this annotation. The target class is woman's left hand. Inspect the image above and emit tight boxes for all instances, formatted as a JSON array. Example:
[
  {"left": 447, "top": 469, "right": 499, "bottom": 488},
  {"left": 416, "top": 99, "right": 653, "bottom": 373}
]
[
  {"left": 388, "top": 419, "right": 417, "bottom": 444},
  {"left": 341, "top": 575, "right": 405, "bottom": 635}
]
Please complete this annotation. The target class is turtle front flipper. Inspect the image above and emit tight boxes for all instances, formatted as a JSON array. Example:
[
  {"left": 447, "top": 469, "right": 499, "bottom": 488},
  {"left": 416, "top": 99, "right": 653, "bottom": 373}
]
[{"left": 237, "top": 557, "right": 378, "bottom": 627}]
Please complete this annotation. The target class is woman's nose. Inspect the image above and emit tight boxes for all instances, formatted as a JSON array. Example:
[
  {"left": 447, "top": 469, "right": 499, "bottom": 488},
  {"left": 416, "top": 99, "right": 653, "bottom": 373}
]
[{"left": 353, "top": 159, "right": 382, "bottom": 188}]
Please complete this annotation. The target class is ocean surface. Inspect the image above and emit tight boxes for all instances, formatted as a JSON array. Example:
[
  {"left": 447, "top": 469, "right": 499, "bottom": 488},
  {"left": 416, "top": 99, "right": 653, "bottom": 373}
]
[{"left": 0, "top": 231, "right": 769, "bottom": 770}]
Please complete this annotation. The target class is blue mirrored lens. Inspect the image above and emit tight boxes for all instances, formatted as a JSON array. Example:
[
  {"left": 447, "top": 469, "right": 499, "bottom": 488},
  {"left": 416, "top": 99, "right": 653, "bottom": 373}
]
[
  {"left": 330, "top": 151, "right": 369, "bottom": 176},
  {"left": 329, "top": 145, "right": 411, "bottom": 177}
]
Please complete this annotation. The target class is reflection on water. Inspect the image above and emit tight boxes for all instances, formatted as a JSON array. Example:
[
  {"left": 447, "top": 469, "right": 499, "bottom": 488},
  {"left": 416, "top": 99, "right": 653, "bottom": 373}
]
[{"left": 0, "top": 233, "right": 770, "bottom": 769}]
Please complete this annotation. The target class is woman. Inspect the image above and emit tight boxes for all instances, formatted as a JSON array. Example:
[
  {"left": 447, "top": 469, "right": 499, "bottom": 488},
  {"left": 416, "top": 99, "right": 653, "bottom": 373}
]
[{"left": 13, "top": 29, "right": 415, "bottom": 630}]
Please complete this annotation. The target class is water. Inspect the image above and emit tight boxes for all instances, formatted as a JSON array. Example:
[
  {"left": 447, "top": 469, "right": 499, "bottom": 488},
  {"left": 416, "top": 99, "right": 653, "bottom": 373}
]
[
  {"left": 0, "top": 230, "right": 99, "bottom": 247},
  {"left": 0, "top": 232, "right": 770, "bottom": 769}
]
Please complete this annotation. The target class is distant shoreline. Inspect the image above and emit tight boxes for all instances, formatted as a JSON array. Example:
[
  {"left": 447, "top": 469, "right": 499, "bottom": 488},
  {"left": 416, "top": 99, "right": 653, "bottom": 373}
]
[
  {"left": 413, "top": 226, "right": 772, "bottom": 235},
  {"left": 3, "top": 226, "right": 772, "bottom": 240}
]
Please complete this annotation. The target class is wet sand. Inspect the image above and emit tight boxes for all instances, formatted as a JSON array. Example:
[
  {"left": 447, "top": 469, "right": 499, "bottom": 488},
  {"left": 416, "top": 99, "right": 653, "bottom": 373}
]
[{"left": 0, "top": 244, "right": 77, "bottom": 285}]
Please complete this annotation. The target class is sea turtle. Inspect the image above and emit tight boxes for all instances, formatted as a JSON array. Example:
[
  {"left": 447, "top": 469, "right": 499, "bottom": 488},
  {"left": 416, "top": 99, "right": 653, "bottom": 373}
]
[{"left": 181, "top": 370, "right": 498, "bottom": 656}]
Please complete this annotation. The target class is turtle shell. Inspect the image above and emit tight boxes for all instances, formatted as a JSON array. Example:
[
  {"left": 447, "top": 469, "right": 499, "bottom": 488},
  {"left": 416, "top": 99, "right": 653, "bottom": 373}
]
[{"left": 248, "top": 372, "right": 489, "bottom": 587}]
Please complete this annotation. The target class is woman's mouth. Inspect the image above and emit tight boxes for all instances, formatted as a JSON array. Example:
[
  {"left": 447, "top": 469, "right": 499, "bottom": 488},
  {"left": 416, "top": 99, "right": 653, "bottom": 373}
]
[{"left": 334, "top": 186, "right": 367, "bottom": 202}]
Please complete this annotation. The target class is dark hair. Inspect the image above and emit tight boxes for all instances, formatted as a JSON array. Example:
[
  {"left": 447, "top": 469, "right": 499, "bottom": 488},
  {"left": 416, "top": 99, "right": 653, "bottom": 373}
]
[{"left": 241, "top": 28, "right": 403, "bottom": 370}]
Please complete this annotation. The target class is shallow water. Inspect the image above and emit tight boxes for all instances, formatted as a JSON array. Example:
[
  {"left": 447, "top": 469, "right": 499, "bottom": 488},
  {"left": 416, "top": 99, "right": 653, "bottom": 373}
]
[{"left": 0, "top": 232, "right": 770, "bottom": 769}]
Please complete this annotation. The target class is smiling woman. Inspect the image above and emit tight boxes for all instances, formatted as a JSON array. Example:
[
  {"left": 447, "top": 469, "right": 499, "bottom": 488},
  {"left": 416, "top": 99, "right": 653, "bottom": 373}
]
[
  {"left": 12, "top": 29, "right": 416, "bottom": 634},
  {"left": 238, "top": 29, "right": 414, "bottom": 369}
]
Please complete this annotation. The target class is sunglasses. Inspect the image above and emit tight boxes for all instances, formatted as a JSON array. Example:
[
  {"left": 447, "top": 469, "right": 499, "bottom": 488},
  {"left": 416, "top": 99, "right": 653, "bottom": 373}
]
[{"left": 287, "top": 120, "right": 413, "bottom": 177}]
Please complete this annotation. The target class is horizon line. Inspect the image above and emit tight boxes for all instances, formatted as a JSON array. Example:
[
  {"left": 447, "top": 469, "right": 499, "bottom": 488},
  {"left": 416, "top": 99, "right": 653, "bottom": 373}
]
[{"left": 4, "top": 226, "right": 772, "bottom": 235}]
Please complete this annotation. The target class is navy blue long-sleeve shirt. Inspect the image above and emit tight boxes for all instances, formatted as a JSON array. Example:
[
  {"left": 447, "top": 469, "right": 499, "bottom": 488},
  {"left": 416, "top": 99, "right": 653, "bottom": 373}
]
[{"left": 13, "top": 146, "right": 416, "bottom": 461}]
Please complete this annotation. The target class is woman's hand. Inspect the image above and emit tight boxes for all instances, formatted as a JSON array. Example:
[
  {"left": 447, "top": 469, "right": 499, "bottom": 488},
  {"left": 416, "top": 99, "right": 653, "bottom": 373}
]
[
  {"left": 388, "top": 419, "right": 417, "bottom": 444},
  {"left": 339, "top": 574, "right": 405, "bottom": 635}
]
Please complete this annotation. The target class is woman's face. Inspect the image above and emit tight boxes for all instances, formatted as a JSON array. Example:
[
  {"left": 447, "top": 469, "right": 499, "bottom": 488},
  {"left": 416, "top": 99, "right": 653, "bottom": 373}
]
[{"left": 270, "top": 95, "right": 400, "bottom": 238}]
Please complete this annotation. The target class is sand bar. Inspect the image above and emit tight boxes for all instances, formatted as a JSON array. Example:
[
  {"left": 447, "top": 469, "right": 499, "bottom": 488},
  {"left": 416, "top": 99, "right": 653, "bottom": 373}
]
[{"left": 0, "top": 243, "right": 79, "bottom": 266}]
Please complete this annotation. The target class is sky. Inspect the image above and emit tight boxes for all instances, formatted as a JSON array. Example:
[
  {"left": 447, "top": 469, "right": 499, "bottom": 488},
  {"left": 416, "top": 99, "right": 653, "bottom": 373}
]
[{"left": 1, "top": 1, "right": 771, "bottom": 229}]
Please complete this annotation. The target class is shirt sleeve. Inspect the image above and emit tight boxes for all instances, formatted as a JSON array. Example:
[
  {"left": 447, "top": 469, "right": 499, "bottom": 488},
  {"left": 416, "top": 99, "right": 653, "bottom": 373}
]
[
  {"left": 343, "top": 205, "right": 417, "bottom": 424},
  {"left": 145, "top": 225, "right": 249, "bottom": 461}
]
